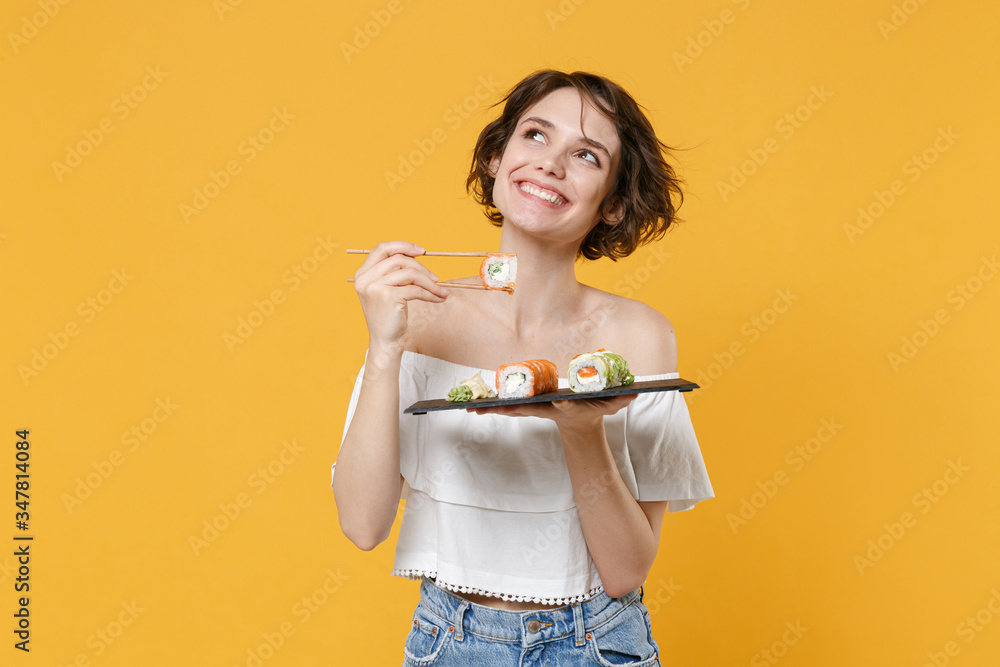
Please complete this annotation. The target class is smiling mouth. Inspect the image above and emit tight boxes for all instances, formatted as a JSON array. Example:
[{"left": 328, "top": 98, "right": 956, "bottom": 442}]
[{"left": 517, "top": 181, "right": 568, "bottom": 206}]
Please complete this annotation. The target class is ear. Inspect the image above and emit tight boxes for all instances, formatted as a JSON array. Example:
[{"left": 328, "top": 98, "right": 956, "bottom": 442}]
[
  {"left": 488, "top": 155, "right": 500, "bottom": 177},
  {"left": 601, "top": 197, "right": 625, "bottom": 226}
]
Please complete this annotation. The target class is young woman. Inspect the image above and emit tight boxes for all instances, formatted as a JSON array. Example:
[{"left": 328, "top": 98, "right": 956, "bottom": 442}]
[{"left": 333, "top": 70, "right": 713, "bottom": 665}]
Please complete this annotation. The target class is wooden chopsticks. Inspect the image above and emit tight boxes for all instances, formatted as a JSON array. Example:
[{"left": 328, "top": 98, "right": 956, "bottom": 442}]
[
  {"left": 345, "top": 278, "right": 499, "bottom": 291},
  {"left": 345, "top": 249, "right": 513, "bottom": 292},
  {"left": 346, "top": 249, "right": 490, "bottom": 257}
]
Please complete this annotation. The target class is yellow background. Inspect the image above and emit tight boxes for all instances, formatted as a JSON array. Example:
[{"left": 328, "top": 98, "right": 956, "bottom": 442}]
[{"left": 3, "top": 0, "right": 998, "bottom": 664}]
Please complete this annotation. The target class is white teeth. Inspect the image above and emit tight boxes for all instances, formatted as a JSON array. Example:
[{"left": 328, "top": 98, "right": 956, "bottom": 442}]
[{"left": 519, "top": 182, "right": 565, "bottom": 205}]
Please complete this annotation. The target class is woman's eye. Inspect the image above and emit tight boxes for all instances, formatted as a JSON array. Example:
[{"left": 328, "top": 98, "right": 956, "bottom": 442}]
[
  {"left": 521, "top": 128, "right": 600, "bottom": 166},
  {"left": 524, "top": 129, "right": 545, "bottom": 143}
]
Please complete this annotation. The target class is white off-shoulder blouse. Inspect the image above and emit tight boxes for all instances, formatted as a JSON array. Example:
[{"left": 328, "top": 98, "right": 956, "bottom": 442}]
[{"left": 332, "top": 350, "right": 714, "bottom": 605}]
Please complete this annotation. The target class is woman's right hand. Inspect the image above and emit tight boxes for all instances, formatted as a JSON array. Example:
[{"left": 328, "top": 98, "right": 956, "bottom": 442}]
[{"left": 352, "top": 241, "right": 449, "bottom": 350}]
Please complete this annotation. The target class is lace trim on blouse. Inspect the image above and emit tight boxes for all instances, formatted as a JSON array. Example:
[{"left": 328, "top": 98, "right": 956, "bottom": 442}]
[{"left": 391, "top": 568, "right": 605, "bottom": 606}]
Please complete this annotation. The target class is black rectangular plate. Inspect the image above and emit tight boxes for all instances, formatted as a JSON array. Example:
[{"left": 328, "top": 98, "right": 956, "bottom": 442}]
[{"left": 404, "top": 378, "right": 699, "bottom": 415}]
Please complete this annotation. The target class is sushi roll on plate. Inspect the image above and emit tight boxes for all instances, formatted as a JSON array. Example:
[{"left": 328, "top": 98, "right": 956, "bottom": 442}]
[
  {"left": 568, "top": 349, "right": 634, "bottom": 393},
  {"left": 495, "top": 359, "right": 558, "bottom": 399}
]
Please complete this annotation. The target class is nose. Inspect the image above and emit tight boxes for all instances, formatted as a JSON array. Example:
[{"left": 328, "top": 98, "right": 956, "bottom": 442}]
[{"left": 535, "top": 149, "right": 566, "bottom": 178}]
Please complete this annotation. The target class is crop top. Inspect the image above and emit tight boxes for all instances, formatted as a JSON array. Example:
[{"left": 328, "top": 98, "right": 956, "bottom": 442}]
[{"left": 332, "top": 349, "right": 714, "bottom": 605}]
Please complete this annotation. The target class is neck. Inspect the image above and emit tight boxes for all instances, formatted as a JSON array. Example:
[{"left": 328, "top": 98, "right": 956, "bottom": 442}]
[{"left": 494, "top": 226, "right": 588, "bottom": 337}]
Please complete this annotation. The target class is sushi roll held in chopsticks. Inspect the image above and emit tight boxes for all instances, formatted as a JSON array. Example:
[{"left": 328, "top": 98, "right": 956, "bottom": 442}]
[
  {"left": 481, "top": 253, "right": 517, "bottom": 292},
  {"left": 495, "top": 359, "right": 558, "bottom": 399},
  {"left": 568, "top": 349, "right": 635, "bottom": 393}
]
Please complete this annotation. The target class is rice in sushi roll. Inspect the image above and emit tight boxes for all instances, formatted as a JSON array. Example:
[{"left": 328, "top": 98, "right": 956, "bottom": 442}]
[
  {"left": 568, "top": 349, "right": 634, "bottom": 393},
  {"left": 481, "top": 253, "right": 517, "bottom": 292},
  {"left": 495, "top": 359, "right": 558, "bottom": 399}
]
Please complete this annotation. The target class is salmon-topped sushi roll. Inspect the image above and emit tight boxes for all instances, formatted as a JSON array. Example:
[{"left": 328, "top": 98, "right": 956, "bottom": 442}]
[
  {"left": 495, "top": 359, "right": 558, "bottom": 399},
  {"left": 481, "top": 253, "right": 517, "bottom": 292}
]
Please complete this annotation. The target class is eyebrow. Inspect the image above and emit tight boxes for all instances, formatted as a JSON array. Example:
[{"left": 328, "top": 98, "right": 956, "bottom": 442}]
[{"left": 519, "top": 116, "right": 613, "bottom": 160}]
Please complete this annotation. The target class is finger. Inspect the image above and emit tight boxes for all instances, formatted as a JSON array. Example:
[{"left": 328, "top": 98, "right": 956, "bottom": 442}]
[
  {"left": 354, "top": 241, "right": 426, "bottom": 277},
  {"left": 356, "top": 263, "right": 442, "bottom": 300},
  {"left": 550, "top": 400, "right": 586, "bottom": 416},
  {"left": 391, "top": 284, "right": 449, "bottom": 304},
  {"left": 605, "top": 393, "right": 639, "bottom": 413},
  {"left": 380, "top": 268, "right": 449, "bottom": 299},
  {"left": 356, "top": 251, "right": 436, "bottom": 284},
  {"left": 467, "top": 405, "right": 523, "bottom": 416},
  {"left": 583, "top": 394, "right": 635, "bottom": 408},
  {"left": 357, "top": 255, "right": 440, "bottom": 288},
  {"left": 496, "top": 404, "right": 549, "bottom": 419},
  {"left": 585, "top": 393, "right": 637, "bottom": 407}
]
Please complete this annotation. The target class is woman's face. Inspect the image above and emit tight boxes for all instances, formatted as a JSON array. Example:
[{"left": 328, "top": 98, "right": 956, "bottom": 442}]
[{"left": 490, "top": 87, "right": 621, "bottom": 249}]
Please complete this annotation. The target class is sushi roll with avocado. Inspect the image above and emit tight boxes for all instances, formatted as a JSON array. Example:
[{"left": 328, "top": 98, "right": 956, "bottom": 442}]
[
  {"left": 481, "top": 253, "right": 516, "bottom": 292},
  {"left": 495, "top": 359, "right": 558, "bottom": 399},
  {"left": 568, "top": 349, "right": 634, "bottom": 393}
]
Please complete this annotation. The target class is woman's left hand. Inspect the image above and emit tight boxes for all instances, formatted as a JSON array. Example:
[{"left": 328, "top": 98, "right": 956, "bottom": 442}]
[{"left": 466, "top": 393, "right": 638, "bottom": 436}]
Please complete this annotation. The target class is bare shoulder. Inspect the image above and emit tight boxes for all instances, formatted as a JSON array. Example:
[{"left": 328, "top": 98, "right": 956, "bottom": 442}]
[{"left": 589, "top": 289, "right": 679, "bottom": 376}]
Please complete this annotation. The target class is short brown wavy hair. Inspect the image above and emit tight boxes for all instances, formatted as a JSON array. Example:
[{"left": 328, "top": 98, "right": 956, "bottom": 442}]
[{"left": 466, "top": 69, "right": 683, "bottom": 261}]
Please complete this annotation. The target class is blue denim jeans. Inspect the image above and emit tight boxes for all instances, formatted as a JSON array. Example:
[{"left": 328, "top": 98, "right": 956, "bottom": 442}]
[{"left": 402, "top": 578, "right": 661, "bottom": 666}]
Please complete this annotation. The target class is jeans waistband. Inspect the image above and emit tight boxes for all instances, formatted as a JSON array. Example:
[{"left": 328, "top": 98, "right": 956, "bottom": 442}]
[{"left": 417, "top": 578, "right": 642, "bottom": 647}]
